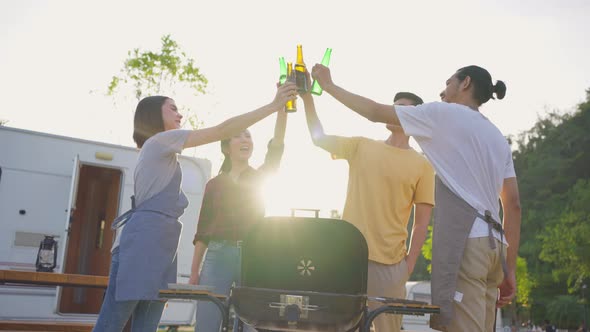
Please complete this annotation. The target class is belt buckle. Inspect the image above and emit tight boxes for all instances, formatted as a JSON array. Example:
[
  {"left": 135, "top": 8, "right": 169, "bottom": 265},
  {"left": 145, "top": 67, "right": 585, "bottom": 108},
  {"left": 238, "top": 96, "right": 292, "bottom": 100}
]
[{"left": 484, "top": 210, "right": 503, "bottom": 233}]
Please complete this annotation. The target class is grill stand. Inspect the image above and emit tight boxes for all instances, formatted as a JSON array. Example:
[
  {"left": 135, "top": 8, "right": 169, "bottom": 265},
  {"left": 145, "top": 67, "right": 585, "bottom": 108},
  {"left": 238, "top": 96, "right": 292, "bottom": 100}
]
[
  {"left": 159, "top": 290, "right": 230, "bottom": 331},
  {"left": 362, "top": 297, "right": 440, "bottom": 332}
]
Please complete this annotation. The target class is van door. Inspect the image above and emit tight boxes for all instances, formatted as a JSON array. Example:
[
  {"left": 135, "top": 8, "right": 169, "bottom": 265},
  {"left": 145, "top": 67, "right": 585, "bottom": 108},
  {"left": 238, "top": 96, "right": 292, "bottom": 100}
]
[
  {"left": 52, "top": 155, "right": 79, "bottom": 313},
  {"left": 56, "top": 163, "right": 123, "bottom": 314},
  {"left": 57, "top": 155, "right": 80, "bottom": 273}
]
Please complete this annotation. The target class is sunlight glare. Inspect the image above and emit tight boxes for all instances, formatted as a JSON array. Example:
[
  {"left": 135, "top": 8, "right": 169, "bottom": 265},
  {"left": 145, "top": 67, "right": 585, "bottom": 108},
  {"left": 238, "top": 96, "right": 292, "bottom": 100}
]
[{"left": 261, "top": 148, "right": 348, "bottom": 219}]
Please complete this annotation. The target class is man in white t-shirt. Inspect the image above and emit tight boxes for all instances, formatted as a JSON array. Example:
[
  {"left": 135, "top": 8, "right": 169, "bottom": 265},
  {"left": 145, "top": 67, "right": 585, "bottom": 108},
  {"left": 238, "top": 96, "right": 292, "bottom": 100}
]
[{"left": 311, "top": 64, "right": 522, "bottom": 332}]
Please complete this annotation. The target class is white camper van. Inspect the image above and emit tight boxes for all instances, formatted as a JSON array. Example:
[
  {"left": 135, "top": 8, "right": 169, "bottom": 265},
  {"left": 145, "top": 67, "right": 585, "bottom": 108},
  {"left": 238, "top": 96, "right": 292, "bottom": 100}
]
[
  {"left": 402, "top": 281, "right": 506, "bottom": 332},
  {"left": 0, "top": 126, "right": 211, "bottom": 327}
]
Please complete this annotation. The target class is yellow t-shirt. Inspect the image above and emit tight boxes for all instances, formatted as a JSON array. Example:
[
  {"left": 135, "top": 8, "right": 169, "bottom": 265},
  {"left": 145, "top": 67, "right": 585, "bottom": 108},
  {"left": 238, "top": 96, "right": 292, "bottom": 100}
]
[{"left": 330, "top": 136, "right": 435, "bottom": 265}]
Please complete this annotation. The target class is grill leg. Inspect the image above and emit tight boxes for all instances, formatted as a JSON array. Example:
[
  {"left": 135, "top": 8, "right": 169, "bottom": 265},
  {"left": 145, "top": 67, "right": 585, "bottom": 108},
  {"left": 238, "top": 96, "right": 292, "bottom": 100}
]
[
  {"left": 364, "top": 306, "right": 394, "bottom": 332},
  {"left": 358, "top": 308, "right": 369, "bottom": 332},
  {"left": 201, "top": 295, "right": 229, "bottom": 332}
]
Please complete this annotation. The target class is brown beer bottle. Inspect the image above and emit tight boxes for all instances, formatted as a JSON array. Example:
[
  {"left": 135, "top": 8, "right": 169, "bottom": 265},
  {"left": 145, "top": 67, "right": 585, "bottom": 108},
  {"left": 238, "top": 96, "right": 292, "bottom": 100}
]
[
  {"left": 294, "top": 44, "right": 308, "bottom": 93},
  {"left": 285, "top": 62, "right": 297, "bottom": 113}
]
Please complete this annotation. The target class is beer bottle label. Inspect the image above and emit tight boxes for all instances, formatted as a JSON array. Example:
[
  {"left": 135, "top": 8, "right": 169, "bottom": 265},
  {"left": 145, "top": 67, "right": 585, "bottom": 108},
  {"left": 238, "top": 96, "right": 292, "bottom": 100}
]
[
  {"left": 295, "top": 45, "right": 308, "bottom": 93},
  {"left": 286, "top": 62, "right": 297, "bottom": 112},
  {"left": 295, "top": 64, "right": 308, "bottom": 93}
]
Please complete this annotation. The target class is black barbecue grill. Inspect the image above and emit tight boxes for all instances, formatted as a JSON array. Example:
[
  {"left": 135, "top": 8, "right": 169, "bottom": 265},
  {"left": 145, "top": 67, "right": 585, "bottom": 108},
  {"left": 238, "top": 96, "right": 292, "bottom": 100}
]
[
  {"left": 232, "top": 216, "right": 368, "bottom": 331},
  {"left": 160, "top": 216, "right": 439, "bottom": 332},
  {"left": 231, "top": 216, "right": 439, "bottom": 331}
]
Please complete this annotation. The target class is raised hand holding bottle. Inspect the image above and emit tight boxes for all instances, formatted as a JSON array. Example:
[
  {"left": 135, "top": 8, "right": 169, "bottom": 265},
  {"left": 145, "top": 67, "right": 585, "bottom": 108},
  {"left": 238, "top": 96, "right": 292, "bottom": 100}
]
[{"left": 311, "top": 48, "right": 332, "bottom": 95}]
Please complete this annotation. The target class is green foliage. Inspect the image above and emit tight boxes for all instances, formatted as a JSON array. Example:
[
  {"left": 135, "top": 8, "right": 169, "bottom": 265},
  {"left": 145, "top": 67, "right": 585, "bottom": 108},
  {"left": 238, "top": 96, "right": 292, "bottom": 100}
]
[
  {"left": 107, "top": 34, "right": 208, "bottom": 128},
  {"left": 513, "top": 88, "right": 590, "bottom": 325},
  {"left": 516, "top": 256, "right": 534, "bottom": 306},
  {"left": 546, "top": 295, "right": 584, "bottom": 329},
  {"left": 108, "top": 34, "right": 207, "bottom": 99},
  {"left": 421, "top": 225, "right": 433, "bottom": 274},
  {"left": 405, "top": 211, "right": 432, "bottom": 280},
  {"left": 0, "top": 119, "right": 7, "bottom": 126},
  {"left": 539, "top": 179, "right": 590, "bottom": 290}
]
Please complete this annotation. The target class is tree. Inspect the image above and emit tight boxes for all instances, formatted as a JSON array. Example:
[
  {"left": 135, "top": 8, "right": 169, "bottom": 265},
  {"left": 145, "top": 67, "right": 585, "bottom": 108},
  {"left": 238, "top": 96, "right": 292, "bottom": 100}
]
[
  {"left": 512, "top": 88, "right": 590, "bottom": 324},
  {"left": 516, "top": 256, "right": 534, "bottom": 306},
  {"left": 405, "top": 211, "right": 432, "bottom": 280},
  {"left": 546, "top": 295, "right": 584, "bottom": 329},
  {"left": 539, "top": 179, "right": 590, "bottom": 291},
  {"left": 420, "top": 225, "right": 433, "bottom": 274},
  {"left": 107, "top": 34, "right": 208, "bottom": 128},
  {"left": 0, "top": 119, "right": 7, "bottom": 126}
]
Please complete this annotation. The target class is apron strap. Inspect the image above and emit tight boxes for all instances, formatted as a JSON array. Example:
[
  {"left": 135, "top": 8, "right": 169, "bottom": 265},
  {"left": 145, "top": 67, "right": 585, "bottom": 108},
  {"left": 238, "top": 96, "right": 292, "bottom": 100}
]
[
  {"left": 111, "top": 195, "right": 137, "bottom": 230},
  {"left": 476, "top": 210, "right": 508, "bottom": 275}
]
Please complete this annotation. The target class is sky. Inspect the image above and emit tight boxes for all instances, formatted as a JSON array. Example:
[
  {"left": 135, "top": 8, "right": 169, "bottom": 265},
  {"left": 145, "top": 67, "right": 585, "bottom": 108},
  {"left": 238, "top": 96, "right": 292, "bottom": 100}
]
[{"left": 1, "top": 0, "right": 589, "bottom": 217}]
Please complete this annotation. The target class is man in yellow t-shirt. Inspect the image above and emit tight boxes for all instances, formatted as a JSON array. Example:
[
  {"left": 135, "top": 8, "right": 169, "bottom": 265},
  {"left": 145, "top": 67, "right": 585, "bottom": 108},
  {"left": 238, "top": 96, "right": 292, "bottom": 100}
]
[{"left": 301, "top": 90, "right": 435, "bottom": 332}]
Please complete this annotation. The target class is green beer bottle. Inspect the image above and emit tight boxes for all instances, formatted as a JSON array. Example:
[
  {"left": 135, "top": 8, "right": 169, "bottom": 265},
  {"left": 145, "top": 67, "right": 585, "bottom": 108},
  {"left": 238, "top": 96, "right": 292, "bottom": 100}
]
[
  {"left": 311, "top": 48, "right": 332, "bottom": 96},
  {"left": 294, "top": 44, "right": 308, "bottom": 93},
  {"left": 279, "top": 57, "right": 287, "bottom": 85},
  {"left": 285, "top": 62, "right": 297, "bottom": 113}
]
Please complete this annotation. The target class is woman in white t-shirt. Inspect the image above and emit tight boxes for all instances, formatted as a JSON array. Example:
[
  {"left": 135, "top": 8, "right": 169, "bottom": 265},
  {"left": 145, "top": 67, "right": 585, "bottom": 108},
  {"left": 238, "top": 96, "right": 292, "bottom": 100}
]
[
  {"left": 93, "top": 81, "right": 298, "bottom": 332},
  {"left": 311, "top": 64, "right": 521, "bottom": 332}
]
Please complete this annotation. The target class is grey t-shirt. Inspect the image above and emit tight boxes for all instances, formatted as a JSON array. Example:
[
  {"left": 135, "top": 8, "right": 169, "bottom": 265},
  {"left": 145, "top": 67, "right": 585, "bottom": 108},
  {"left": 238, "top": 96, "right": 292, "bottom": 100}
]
[{"left": 112, "top": 129, "right": 191, "bottom": 250}]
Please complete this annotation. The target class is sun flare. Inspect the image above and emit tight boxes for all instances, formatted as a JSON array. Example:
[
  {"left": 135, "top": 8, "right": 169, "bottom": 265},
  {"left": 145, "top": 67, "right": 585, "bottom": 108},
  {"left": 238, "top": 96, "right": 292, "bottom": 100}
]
[{"left": 261, "top": 149, "right": 348, "bottom": 219}]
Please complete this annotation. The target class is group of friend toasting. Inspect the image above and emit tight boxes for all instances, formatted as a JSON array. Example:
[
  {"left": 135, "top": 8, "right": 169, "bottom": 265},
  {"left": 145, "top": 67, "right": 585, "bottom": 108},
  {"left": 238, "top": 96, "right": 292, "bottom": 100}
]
[{"left": 93, "top": 44, "right": 522, "bottom": 332}]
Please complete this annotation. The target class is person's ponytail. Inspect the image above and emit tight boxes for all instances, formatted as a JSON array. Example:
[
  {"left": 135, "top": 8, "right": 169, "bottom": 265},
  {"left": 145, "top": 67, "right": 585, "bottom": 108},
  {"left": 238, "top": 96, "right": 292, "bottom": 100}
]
[
  {"left": 218, "top": 138, "right": 232, "bottom": 174},
  {"left": 493, "top": 80, "right": 507, "bottom": 100},
  {"left": 218, "top": 155, "right": 232, "bottom": 174}
]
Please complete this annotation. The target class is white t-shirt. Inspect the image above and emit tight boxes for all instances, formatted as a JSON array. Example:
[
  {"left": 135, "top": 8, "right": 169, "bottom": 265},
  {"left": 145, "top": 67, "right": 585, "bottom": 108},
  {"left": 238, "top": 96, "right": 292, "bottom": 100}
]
[{"left": 396, "top": 102, "right": 516, "bottom": 243}]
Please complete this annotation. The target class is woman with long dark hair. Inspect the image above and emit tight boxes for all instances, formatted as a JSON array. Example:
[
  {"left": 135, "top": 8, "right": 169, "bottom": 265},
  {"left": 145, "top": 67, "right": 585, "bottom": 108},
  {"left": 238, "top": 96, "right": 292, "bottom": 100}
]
[
  {"left": 188, "top": 101, "right": 288, "bottom": 332},
  {"left": 92, "top": 81, "right": 297, "bottom": 332}
]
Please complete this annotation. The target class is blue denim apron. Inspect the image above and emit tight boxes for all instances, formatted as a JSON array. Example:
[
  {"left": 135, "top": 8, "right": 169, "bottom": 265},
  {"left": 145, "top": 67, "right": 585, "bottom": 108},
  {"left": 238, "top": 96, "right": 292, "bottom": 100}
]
[{"left": 113, "top": 165, "right": 188, "bottom": 301}]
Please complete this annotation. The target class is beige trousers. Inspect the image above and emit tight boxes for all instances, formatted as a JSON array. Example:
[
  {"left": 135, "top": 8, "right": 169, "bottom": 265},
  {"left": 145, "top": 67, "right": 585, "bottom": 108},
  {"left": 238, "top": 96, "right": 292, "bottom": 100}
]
[
  {"left": 367, "top": 259, "right": 409, "bottom": 332},
  {"left": 446, "top": 237, "right": 506, "bottom": 332}
]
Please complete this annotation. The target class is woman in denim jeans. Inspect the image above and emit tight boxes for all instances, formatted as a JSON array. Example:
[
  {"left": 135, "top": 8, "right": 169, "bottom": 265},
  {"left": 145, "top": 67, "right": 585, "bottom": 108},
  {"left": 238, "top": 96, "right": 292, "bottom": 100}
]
[
  {"left": 93, "top": 82, "right": 297, "bottom": 332},
  {"left": 189, "top": 107, "right": 288, "bottom": 332}
]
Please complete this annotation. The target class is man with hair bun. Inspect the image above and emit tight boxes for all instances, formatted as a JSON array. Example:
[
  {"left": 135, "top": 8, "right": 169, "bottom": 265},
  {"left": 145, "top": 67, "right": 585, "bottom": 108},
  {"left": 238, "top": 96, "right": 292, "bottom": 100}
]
[{"left": 312, "top": 64, "right": 521, "bottom": 332}]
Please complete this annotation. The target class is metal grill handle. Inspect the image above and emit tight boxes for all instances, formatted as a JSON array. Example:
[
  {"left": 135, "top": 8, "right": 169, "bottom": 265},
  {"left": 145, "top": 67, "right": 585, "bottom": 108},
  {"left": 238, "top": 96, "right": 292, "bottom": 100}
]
[{"left": 290, "top": 208, "right": 320, "bottom": 218}]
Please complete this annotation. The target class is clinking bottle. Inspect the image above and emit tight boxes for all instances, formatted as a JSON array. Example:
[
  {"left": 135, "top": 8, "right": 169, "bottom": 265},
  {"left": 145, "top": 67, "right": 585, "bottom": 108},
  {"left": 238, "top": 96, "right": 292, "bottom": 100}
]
[
  {"left": 279, "top": 56, "right": 287, "bottom": 85},
  {"left": 311, "top": 48, "right": 332, "bottom": 96},
  {"left": 294, "top": 44, "right": 308, "bottom": 93},
  {"left": 285, "top": 62, "right": 297, "bottom": 113}
]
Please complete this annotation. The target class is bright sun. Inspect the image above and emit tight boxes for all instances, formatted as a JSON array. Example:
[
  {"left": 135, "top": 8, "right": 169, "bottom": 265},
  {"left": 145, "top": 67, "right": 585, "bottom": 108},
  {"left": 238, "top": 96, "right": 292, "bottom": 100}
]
[{"left": 260, "top": 148, "right": 348, "bottom": 219}]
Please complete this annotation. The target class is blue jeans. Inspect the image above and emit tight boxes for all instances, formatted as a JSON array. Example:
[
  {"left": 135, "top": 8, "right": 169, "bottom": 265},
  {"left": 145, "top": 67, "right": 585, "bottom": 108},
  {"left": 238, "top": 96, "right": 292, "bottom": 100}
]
[
  {"left": 93, "top": 248, "right": 165, "bottom": 332},
  {"left": 195, "top": 241, "right": 255, "bottom": 332}
]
